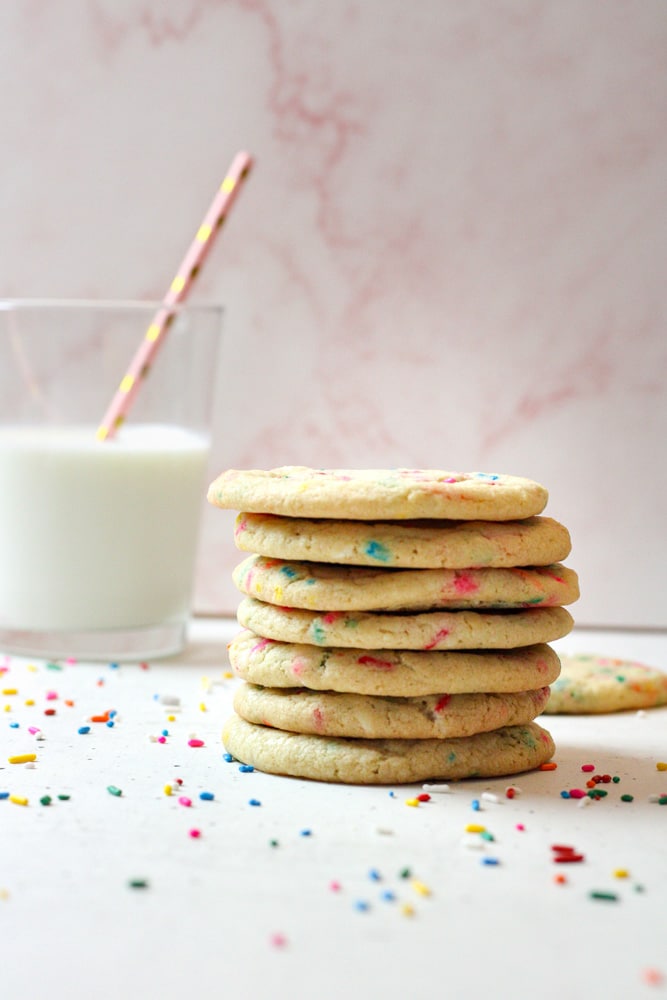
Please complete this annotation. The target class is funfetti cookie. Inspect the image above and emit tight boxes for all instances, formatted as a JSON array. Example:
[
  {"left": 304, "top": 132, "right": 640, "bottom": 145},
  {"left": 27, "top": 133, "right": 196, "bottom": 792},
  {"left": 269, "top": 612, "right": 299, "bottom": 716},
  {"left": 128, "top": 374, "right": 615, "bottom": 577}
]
[
  {"left": 237, "top": 597, "right": 574, "bottom": 651},
  {"left": 233, "top": 683, "right": 551, "bottom": 740},
  {"left": 233, "top": 555, "right": 579, "bottom": 612},
  {"left": 229, "top": 631, "right": 562, "bottom": 696},
  {"left": 208, "top": 468, "right": 548, "bottom": 521},
  {"left": 234, "top": 513, "right": 571, "bottom": 569},
  {"left": 222, "top": 714, "right": 556, "bottom": 784},
  {"left": 544, "top": 653, "right": 667, "bottom": 714}
]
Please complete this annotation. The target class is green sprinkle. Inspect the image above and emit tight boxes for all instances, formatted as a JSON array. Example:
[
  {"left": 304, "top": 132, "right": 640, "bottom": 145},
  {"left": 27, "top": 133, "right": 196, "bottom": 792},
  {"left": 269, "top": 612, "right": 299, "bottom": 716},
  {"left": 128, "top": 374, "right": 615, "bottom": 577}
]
[
  {"left": 57, "top": 794, "right": 70, "bottom": 801},
  {"left": 399, "top": 867, "right": 411, "bottom": 879},
  {"left": 620, "top": 794, "right": 634, "bottom": 802},
  {"left": 480, "top": 831, "right": 495, "bottom": 842},
  {"left": 659, "top": 796, "right": 667, "bottom": 805},
  {"left": 589, "top": 891, "right": 619, "bottom": 902},
  {"left": 39, "top": 795, "right": 52, "bottom": 806},
  {"left": 128, "top": 878, "right": 149, "bottom": 889},
  {"left": 107, "top": 785, "right": 122, "bottom": 797},
  {"left": 269, "top": 839, "right": 279, "bottom": 848},
  {"left": 46, "top": 661, "right": 63, "bottom": 671},
  {"left": 612, "top": 776, "right": 620, "bottom": 783}
]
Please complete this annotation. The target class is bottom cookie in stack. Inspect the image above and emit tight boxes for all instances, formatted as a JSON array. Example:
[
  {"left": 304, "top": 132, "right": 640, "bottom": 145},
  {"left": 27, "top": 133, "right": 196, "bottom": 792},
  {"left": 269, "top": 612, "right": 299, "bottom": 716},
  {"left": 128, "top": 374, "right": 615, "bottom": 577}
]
[{"left": 223, "top": 628, "right": 563, "bottom": 784}]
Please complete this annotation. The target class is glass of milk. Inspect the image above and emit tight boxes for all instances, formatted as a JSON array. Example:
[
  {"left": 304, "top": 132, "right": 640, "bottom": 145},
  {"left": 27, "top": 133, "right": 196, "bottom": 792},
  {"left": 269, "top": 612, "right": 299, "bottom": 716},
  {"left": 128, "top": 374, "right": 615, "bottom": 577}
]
[{"left": 0, "top": 299, "right": 222, "bottom": 661}]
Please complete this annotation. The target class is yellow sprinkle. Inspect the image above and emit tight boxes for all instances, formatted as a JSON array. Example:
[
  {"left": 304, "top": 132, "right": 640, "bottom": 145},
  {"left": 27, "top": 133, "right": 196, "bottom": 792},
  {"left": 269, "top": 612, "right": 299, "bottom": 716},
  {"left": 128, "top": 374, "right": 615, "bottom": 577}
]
[
  {"left": 145, "top": 324, "right": 161, "bottom": 342},
  {"left": 273, "top": 586, "right": 283, "bottom": 602},
  {"left": 465, "top": 823, "right": 486, "bottom": 833},
  {"left": 163, "top": 784, "right": 173, "bottom": 796},
  {"left": 8, "top": 753, "right": 36, "bottom": 764},
  {"left": 401, "top": 903, "right": 415, "bottom": 917},
  {"left": 196, "top": 223, "right": 212, "bottom": 243},
  {"left": 2, "top": 688, "right": 18, "bottom": 696},
  {"left": 0, "top": 888, "right": 10, "bottom": 900},
  {"left": 199, "top": 702, "right": 207, "bottom": 712},
  {"left": 405, "top": 798, "right": 420, "bottom": 807},
  {"left": 656, "top": 762, "right": 667, "bottom": 771},
  {"left": 25, "top": 699, "right": 35, "bottom": 706},
  {"left": 200, "top": 675, "right": 210, "bottom": 688},
  {"left": 411, "top": 879, "right": 431, "bottom": 897},
  {"left": 223, "top": 671, "right": 234, "bottom": 680},
  {"left": 613, "top": 869, "right": 629, "bottom": 879},
  {"left": 95, "top": 425, "right": 109, "bottom": 441},
  {"left": 221, "top": 175, "right": 236, "bottom": 193},
  {"left": 4, "top": 704, "right": 11, "bottom": 712},
  {"left": 9, "top": 795, "right": 28, "bottom": 806},
  {"left": 167, "top": 714, "right": 176, "bottom": 722},
  {"left": 27, "top": 664, "right": 37, "bottom": 673},
  {"left": 170, "top": 275, "right": 186, "bottom": 294},
  {"left": 119, "top": 374, "right": 135, "bottom": 393}
]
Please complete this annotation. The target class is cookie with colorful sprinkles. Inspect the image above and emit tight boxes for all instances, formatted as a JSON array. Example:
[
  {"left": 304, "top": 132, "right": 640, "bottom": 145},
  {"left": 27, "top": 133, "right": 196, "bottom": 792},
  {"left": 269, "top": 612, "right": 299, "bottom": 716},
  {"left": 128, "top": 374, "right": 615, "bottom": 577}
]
[
  {"left": 233, "top": 682, "right": 551, "bottom": 740},
  {"left": 233, "top": 513, "right": 571, "bottom": 568},
  {"left": 208, "top": 467, "right": 548, "bottom": 521},
  {"left": 237, "top": 597, "right": 574, "bottom": 650},
  {"left": 233, "top": 554, "right": 579, "bottom": 612},
  {"left": 222, "top": 715, "right": 556, "bottom": 784},
  {"left": 229, "top": 631, "right": 562, "bottom": 696},
  {"left": 544, "top": 653, "right": 667, "bottom": 714}
]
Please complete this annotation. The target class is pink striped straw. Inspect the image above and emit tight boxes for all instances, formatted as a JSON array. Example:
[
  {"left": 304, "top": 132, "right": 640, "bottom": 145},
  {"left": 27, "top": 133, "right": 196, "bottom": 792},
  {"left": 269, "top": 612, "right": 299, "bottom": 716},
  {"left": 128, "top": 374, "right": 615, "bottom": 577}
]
[{"left": 96, "top": 150, "right": 253, "bottom": 441}]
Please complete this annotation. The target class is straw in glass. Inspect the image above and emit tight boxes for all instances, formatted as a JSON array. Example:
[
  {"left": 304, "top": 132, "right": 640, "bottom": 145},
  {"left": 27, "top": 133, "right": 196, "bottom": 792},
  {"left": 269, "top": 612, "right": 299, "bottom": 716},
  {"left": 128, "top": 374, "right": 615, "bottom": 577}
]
[{"left": 96, "top": 150, "right": 253, "bottom": 441}]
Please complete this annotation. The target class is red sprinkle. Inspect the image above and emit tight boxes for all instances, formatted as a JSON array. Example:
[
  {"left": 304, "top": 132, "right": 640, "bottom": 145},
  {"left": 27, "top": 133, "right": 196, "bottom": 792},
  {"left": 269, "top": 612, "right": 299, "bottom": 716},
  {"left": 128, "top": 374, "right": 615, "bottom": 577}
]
[
  {"left": 416, "top": 793, "right": 431, "bottom": 802},
  {"left": 188, "top": 739, "right": 205, "bottom": 748},
  {"left": 554, "top": 854, "right": 585, "bottom": 864},
  {"left": 44, "top": 708, "right": 56, "bottom": 716},
  {"left": 581, "top": 764, "right": 595, "bottom": 772},
  {"left": 540, "top": 762, "right": 558, "bottom": 771},
  {"left": 189, "top": 828, "right": 201, "bottom": 838}
]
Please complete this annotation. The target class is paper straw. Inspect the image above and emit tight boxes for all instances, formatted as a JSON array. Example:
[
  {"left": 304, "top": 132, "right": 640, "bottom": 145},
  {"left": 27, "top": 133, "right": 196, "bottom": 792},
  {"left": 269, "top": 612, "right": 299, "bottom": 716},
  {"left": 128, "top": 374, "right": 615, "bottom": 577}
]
[{"left": 96, "top": 150, "right": 253, "bottom": 441}]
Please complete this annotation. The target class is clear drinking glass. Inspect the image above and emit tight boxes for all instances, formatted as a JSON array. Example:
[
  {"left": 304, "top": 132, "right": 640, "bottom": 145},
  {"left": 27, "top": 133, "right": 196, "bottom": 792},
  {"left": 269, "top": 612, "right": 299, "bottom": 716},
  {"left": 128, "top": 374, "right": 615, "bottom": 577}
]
[{"left": 0, "top": 299, "right": 222, "bottom": 661}]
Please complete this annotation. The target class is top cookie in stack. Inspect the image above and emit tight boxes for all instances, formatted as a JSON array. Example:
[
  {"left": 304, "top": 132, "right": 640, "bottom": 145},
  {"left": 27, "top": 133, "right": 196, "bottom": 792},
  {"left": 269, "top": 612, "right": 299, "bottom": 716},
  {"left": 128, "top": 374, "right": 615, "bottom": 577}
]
[{"left": 208, "top": 467, "right": 578, "bottom": 784}]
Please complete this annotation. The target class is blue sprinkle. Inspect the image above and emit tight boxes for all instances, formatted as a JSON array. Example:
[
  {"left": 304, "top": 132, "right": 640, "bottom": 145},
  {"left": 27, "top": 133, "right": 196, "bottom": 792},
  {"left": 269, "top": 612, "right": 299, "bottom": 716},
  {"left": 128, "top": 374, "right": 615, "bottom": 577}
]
[
  {"left": 381, "top": 890, "right": 396, "bottom": 902},
  {"left": 239, "top": 764, "right": 255, "bottom": 773},
  {"left": 0, "top": 791, "right": 10, "bottom": 799},
  {"left": 471, "top": 799, "right": 480, "bottom": 811},
  {"left": 482, "top": 857, "right": 500, "bottom": 866},
  {"left": 300, "top": 829, "right": 312, "bottom": 837},
  {"left": 9, "top": 722, "right": 19, "bottom": 729},
  {"left": 106, "top": 720, "right": 115, "bottom": 728},
  {"left": 388, "top": 791, "right": 396, "bottom": 798},
  {"left": 223, "top": 753, "right": 234, "bottom": 763},
  {"left": 109, "top": 662, "right": 120, "bottom": 670},
  {"left": 279, "top": 566, "right": 298, "bottom": 579},
  {"left": 249, "top": 799, "right": 261, "bottom": 807},
  {"left": 475, "top": 472, "right": 499, "bottom": 480},
  {"left": 109, "top": 710, "right": 117, "bottom": 718},
  {"left": 365, "top": 540, "right": 391, "bottom": 563},
  {"left": 368, "top": 869, "right": 382, "bottom": 882},
  {"left": 354, "top": 900, "right": 370, "bottom": 912},
  {"left": 78, "top": 726, "right": 91, "bottom": 735},
  {"left": 199, "top": 791, "right": 215, "bottom": 801},
  {"left": 161, "top": 729, "right": 169, "bottom": 737},
  {"left": 560, "top": 790, "right": 570, "bottom": 799}
]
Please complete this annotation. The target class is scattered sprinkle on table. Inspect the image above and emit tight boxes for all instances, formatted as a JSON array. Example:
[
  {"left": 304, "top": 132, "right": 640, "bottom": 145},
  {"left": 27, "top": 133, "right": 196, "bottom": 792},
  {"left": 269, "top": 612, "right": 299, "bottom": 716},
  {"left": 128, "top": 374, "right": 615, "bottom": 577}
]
[
  {"left": 8, "top": 753, "right": 36, "bottom": 764},
  {"left": 107, "top": 785, "right": 122, "bottom": 797}
]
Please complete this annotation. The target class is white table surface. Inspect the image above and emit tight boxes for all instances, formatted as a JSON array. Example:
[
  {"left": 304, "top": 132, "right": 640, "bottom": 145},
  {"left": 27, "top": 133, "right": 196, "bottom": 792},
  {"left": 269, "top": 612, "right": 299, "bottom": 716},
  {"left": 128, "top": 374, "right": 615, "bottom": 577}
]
[{"left": 2, "top": 618, "right": 666, "bottom": 1000}]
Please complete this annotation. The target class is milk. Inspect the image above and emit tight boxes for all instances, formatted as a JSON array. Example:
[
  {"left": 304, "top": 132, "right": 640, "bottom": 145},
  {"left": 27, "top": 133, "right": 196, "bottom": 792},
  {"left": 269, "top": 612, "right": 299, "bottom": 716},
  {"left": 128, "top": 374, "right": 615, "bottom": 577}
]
[{"left": 0, "top": 424, "right": 210, "bottom": 631}]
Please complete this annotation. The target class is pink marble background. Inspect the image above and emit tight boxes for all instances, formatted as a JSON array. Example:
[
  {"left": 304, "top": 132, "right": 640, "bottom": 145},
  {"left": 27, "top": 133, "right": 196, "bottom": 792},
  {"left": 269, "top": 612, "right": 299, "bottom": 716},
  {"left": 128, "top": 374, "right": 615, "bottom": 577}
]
[{"left": 0, "top": 0, "right": 665, "bottom": 627}]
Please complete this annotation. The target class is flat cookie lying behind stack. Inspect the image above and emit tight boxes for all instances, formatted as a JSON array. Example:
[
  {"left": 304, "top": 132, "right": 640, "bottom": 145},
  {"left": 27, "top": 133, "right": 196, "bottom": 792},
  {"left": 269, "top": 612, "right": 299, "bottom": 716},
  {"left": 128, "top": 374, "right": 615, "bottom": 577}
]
[{"left": 208, "top": 467, "right": 578, "bottom": 784}]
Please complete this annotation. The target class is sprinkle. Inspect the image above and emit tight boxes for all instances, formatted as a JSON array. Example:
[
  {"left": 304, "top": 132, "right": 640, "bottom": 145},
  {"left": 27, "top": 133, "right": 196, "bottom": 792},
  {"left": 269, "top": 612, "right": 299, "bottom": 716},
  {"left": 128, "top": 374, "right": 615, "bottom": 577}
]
[
  {"left": 270, "top": 933, "right": 287, "bottom": 948},
  {"left": 128, "top": 879, "right": 149, "bottom": 889},
  {"left": 641, "top": 969, "right": 664, "bottom": 987},
  {"left": 411, "top": 879, "right": 431, "bottom": 896},
  {"left": 223, "top": 753, "right": 234, "bottom": 762},
  {"left": 199, "top": 791, "right": 215, "bottom": 801},
  {"left": 269, "top": 839, "right": 280, "bottom": 848},
  {"left": 188, "top": 738, "right": 204, "bottom": 748},
  {"left": 422, "top": 782, "right": 451, "bottom": 793},
  {"left": 0, "top": 792, "right": 9, "bottom": 799},
  {"left": 416, "top": 793, "right": 431, "bottom": 802},
  {"left": 614, "top": 869, "right": 629, "bottom": 878},
  {"left": 381, "top": 890, "right": 396, "bottom": 902},
  {"left": 620, "top": 794, "right": 634, "bottom": 802},
  {"left": 577, "top": 796, "right": 592, "bottom": 808},
  {"left": 44, "top": 708, "right": 56, "bottom": 716},
  {"left": 238, "top": 764, "right": 254, "bottom": 772},
  {"left": 554, "top": 874, "right": 567, "bottom": 885},
  {"left": 589, "top": 891, "right": 619, "bottom": 902},
  {"left": 481, "top": 857, "right": 500, "bottom": 866},
  {"left": 300, "top": 829, "right": 312, "bottom": 837},
  {"left": 189, "top": 829, "right": 201, "bottom": 838},
  {"left": 329, "top": 880, "right": 341, "bottom": 891},
  {"left": 471, "top": 799, "right": 481, "bottom": 811},
  {"left": 40, "top": 795, "right": 52, "bottom": 806},
  {"left": 568, "top": 788, "right": 587, "bottom": 799},
  {"left": 481, "top": 792, "right": 500, "bottom": 804},
  {"left": 480, "top": 830, "right": 495, "bottom": 842},
  {"left": 465, "top": 823, "right": 486, "bottom": 833},
  {"left": 581, "top": 764, "right": 595, "bottom": 772},
  {"left": 516, "top": 823, "right": 525, "bottom": 831},
  {"left": 2, "top": 688, "right": 17, "bottom": 696},
  {"left": 107, "top": 785, "right": 123, "bottom": 797},
  {"left": 159, "top": 695, "right": 180, "bottom": 706},
  {"left": 58, "top": 794, "right": 70, "bottom": 801},
  {"left": 657, "top": 762, "right": 667, "bottom": 771},
  {"left": 28, "top": 727, "right": 40, "bottom": 735},
  {"left": 405, "top": 798, "right": 420, "bottom": 807},
  {"left": 354, "top": 900, "right": 370, "bottom": 912},
  {"left": 78, "top": 726, "right": 90, "bottom": 735},
  {"left": 401, "top": 904, "right": 415, "bottom": 917},
  {"left": 540, "top": 762, "right": 558, "bottom": 771},
  {"left": 248, "top": 799, "right": 261, "bottom": 807},
  {"left": 178, "top": 796, "right": 192, "bottom": 807},
  {"left": 399, "top": 868, "right": 411, "bottom": 879},
  {"left": 560, "top": 790, "right": 571, "bottom": 799},
  {"left": 8, "top": 753, "right": 36, "bottom": 764},
  {"left": 10, "top": 795, "right": 28, "bottom": 806}
]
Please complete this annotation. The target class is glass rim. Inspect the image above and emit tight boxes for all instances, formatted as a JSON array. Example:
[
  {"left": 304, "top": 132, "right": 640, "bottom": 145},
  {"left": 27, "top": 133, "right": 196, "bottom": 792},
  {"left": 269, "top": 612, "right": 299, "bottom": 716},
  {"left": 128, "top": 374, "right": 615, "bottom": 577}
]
[{"left": 0, "top": 297, "right": 224, "bottom": 317}]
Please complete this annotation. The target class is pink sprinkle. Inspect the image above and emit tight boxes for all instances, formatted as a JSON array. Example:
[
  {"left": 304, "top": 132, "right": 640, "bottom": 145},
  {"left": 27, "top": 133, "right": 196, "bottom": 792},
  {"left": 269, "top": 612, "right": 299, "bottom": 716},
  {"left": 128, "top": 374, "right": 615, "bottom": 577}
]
[
  {"left": 28, "top": 726, "right": 41, "bottom": 735},
  {"left": 581, "top": 764, "right": 595, "bottom": 772},
  {"left": 157, "top": 736, "right": 166, "bottom": 744},
  {"left": 178, "top": 796, "right": 192, "bottom": 807},
  {"left": 424, "top": 628, "right": 450, "bottom": 651},
  {"left": 189, "top": 828, "right": 201, "bottom": 838},
  {"left": 329, "top": 880, "right": 342, "bottom": 892},
  {"left": 642, "top": 969, "right": 664, "bottom": 987},
  {"left": 251, "top": 637, "right": 275, "bottom": 654},
  {"left": 433, "top": 694, "right": 452, "bottom": 713},
  {"left": 516, "top": 823, "right": 525, "bottom": 831},
  {"left": 568, "top": 788, "right": 587, "bottom": 799},
  {"left": 188, "top": 739, "right": 205, "bottom": 748},
  {"left": 65, "top": 657, "right": 77, "bottom": 665},
  {"left": 270, "top": 932, "right": 288, "bottom": 948},
  {"left": 453, "top": 573, "right": 479, "bottom": 595},
  {"left": 46, "top": 691, "right": 58, "bottom": 701}
]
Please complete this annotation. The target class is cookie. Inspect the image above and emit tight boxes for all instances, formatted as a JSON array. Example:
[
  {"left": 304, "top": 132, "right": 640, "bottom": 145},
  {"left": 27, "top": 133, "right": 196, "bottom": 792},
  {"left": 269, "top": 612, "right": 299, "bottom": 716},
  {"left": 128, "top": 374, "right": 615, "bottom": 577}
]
[
  {"left": 233, "top": 682, "right": 551, "bottom": 740},
  {"left": 234, "top": 513, "right": 571, "bottom": 569},
  {"left": 544, "top": 653, "right": 667, "bottom": 714},
  {"left": 208, "top": 467, "right": 548, "bottom": 521},
  {"left": 222, "top": 714, "right": 556, "bottom": 784},
  {"left": 228, "top": 631, "right": 562, "bottom": 695},
  {"left": 233, "top": 555, "right": 579, "bottom": 612},
  {"left": 237, "top": 597, "right": 574, "bottom": 650}
]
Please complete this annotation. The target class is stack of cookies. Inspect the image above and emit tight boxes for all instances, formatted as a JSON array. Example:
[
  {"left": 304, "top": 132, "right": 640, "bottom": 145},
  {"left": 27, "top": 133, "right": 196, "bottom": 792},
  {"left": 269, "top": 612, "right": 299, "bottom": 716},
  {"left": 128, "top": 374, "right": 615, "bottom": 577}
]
[{"left": 207, "top": 468, "right": 579, "bottom": 785}]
